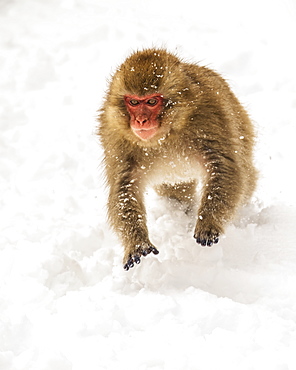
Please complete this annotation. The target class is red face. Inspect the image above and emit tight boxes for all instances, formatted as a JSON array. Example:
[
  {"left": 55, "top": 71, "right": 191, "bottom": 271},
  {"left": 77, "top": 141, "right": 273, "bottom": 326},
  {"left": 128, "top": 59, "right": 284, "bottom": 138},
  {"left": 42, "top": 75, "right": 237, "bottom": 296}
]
[{"left": 124, "top": 94, "right": 164, "bottom": 140}]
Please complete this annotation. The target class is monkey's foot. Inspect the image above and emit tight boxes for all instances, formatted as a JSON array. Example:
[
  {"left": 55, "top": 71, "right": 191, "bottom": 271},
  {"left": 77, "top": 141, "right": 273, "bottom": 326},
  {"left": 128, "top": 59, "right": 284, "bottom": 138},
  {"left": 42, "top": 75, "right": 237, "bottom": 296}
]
[
  {"left": 123, "top": 245, "right": 159, "bottom": 271},
  {"left": 194, "top": 230, "right": 220, "bottom": 247}
]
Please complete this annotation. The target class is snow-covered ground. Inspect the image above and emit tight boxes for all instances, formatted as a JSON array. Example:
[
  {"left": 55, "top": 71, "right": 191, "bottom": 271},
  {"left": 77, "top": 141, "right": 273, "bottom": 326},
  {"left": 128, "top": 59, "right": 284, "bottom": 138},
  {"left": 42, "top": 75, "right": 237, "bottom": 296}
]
[{"left": 1, "top": 0, "right": 296, "bottom": 369}]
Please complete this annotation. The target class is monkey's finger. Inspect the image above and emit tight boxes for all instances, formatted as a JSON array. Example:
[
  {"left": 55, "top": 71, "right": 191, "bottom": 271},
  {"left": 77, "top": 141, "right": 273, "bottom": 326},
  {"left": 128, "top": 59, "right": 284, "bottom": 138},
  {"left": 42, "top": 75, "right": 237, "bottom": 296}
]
[
  {"left": 194, "top": 234, "right": 219, "bottom": 247},
  {"left": 194, "top": 236, "right": 207, "bottom": 246},
  {"left": 201, "top": 239, "right": 207, "bottom": 247},
  {"left": 124, "top": 246, "right": 159, "bottom": 270},
  {"left": 151, "top": 247, "right": 159, "bottom": 255},
  {"left": 207, "top": 236, "right": 219, "bottom": 246},
  {"left": 123, "top": 254, "right": 142, "bottom": 270},
  {"left": 123, "top": 257, "right": 134, "bottom": 271},
  {"left": 134, "top": 256, "right": 141, "bottom": 264},
  {"left": 142, "top": 245, "right": 158, "bottom": 256}
]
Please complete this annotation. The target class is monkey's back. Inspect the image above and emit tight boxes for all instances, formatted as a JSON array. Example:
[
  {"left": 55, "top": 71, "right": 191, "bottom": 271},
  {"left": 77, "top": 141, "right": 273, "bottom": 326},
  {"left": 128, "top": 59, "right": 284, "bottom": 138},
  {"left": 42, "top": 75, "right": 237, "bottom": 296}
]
[{"left": 179, "top": 62, "right": 257, "bottom": 201}]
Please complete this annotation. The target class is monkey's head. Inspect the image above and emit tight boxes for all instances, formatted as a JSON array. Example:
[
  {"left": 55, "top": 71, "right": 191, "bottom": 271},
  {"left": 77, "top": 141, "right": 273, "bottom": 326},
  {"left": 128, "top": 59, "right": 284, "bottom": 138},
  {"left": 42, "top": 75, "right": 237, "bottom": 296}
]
[{"left": 105, "top": 49, "right": 195, "bottom": 146}]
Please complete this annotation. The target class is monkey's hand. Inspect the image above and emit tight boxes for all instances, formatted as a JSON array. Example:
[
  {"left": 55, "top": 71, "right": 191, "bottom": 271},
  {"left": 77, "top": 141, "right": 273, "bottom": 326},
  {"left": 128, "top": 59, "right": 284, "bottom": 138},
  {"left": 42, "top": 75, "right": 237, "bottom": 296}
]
[
  {"left": 193, "top": 221, "right": 221, "bottom": 247},
  {"left": 123, "top": 243, "right": 159, "bottom": 271}
]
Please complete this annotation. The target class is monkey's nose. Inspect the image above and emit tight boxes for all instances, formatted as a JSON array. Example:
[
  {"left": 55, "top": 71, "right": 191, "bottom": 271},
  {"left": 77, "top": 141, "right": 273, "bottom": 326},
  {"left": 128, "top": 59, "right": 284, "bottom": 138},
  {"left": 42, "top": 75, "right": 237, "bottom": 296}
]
[{"left": 136, "top": 117, "right": 148, "bottom": 125}]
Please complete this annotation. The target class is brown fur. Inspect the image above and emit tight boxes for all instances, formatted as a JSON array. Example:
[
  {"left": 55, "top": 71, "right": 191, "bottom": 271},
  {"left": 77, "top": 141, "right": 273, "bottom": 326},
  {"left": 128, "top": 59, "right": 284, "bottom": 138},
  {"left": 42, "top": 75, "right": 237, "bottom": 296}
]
[{"left": 98, "top": 48, "right": 257, "bottom": 270}]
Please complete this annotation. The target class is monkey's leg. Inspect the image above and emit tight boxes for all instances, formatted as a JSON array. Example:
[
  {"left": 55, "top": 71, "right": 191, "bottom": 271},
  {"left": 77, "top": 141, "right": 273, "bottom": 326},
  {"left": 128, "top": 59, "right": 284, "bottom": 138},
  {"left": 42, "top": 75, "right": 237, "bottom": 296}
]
[
  {"left": 108, "top": 178, "right": 159, "bottom": 271},
  {"left": 194, "top": 160, "right": 241, "bottom": 246},
  {"left": 155, "top": 180, "right": 197, "bottom": 208}
]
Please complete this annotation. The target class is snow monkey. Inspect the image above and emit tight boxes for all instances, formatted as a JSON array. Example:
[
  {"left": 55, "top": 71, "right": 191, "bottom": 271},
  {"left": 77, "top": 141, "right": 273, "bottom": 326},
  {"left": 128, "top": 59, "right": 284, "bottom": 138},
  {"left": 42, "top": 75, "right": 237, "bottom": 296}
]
[{"left": 98, "top": 48, "right": 257, "bottom": 271}]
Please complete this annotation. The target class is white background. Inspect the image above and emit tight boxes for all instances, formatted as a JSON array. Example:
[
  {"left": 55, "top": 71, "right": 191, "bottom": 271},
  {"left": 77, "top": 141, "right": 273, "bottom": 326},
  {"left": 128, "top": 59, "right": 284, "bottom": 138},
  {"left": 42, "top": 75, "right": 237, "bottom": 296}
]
[{"left": 1, "top": 0, "right": 296, "bottom": 369}]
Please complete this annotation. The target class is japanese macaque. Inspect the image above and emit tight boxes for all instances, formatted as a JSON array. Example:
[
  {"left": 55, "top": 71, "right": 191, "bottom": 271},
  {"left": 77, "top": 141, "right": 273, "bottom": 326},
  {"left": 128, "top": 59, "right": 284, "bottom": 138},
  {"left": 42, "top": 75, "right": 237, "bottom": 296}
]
[{"left": 98, "top": 48, "right": 257, "bottom": 271}]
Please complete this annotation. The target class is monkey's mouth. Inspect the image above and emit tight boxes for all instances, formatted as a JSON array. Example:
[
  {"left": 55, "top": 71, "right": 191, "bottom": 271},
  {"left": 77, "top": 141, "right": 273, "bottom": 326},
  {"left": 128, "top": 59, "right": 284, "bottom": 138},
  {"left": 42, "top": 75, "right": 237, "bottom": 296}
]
[{"left": 131, "top": 126, "right": 158, "bottom": 140}]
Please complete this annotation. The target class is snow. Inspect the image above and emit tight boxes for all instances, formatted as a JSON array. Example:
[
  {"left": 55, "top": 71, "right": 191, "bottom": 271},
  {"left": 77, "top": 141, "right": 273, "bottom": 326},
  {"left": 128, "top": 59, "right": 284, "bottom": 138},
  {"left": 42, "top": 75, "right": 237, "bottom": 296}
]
[{"left": 1, "top": 0, "right": 296, "bottom": 369}]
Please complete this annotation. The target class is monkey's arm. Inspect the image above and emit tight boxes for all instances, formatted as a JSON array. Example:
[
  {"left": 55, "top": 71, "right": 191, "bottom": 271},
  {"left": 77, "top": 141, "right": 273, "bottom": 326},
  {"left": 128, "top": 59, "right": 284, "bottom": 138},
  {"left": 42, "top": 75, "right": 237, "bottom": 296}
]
[
  {"left": 107, "top": 170, "right": 159, "bottom": 270},
  {"left": 194, "top": 150, "right": 242, "bottom": 246}
]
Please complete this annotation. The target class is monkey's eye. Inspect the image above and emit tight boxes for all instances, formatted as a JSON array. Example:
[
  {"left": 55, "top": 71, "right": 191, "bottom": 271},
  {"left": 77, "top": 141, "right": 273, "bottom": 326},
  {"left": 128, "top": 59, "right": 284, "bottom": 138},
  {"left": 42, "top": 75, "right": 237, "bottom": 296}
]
[
  {"left": 129, "top": 99, "right": 140, "bottom": 106},
  {"left": 146, "top": 98, "right": 158, "bottom": 106}
]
